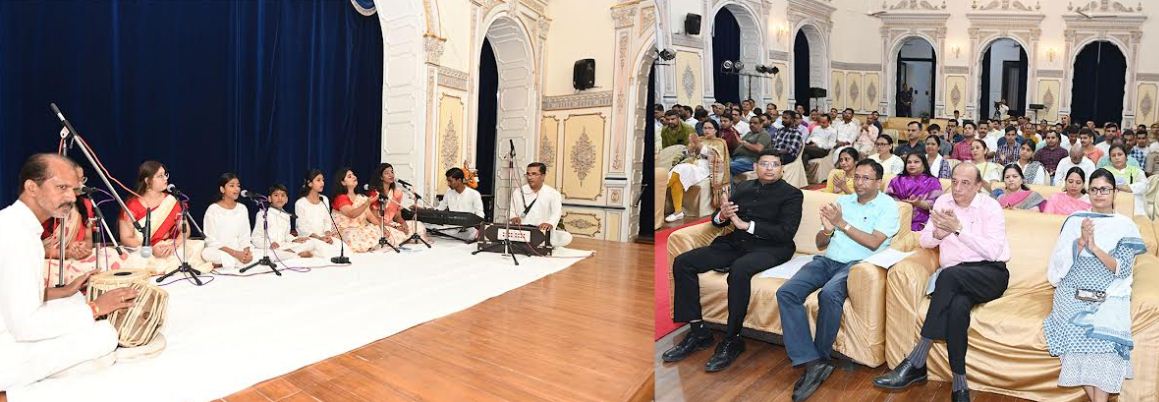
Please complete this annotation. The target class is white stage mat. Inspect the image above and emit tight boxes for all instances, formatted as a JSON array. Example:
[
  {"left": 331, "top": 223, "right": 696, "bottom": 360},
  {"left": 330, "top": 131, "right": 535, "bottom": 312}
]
[{"left": 9, "top": 242, "right": 591, "bottom": 402}]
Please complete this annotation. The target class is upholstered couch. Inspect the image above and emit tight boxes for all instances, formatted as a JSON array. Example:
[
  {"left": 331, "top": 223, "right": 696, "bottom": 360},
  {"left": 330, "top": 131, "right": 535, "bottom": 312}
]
[
  {"left": 884, "top": 209, "right": 1159, "bottom": 401},
  {"left": 666, "top": 189, "right": 915, "bottom": 367},
  {"left": 929, "top": 178, "right": 1136, "bottom": 216}
]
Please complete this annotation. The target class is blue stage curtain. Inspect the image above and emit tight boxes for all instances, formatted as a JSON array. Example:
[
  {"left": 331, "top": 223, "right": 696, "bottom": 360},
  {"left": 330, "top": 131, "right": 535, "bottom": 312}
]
[{"left": 0, "top": 1, "right": 383, "bottom": 234}]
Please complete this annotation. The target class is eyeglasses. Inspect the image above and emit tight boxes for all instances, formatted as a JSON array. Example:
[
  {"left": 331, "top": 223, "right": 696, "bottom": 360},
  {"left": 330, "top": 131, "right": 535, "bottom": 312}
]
[
  {"left": 1089, "top": 186, "right": 1115, "bottom": 195},
  {"left": 757, "top": 161, "right": 782, "bottom": 168},
  {"left": 853, "top": 175, "right": 878, "bottom": 182}
]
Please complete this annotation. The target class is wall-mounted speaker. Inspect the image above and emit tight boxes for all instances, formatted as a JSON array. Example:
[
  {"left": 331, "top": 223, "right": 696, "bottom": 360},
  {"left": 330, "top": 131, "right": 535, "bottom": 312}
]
[
  {"left": 684, "top": 14, "right": 701, "bottom": 35},
  {"left": 573, "top": 59, "right": 595, "bottom": 90},
  {"left": 808, "top": 87, "right": 828, "bottom": 98}
]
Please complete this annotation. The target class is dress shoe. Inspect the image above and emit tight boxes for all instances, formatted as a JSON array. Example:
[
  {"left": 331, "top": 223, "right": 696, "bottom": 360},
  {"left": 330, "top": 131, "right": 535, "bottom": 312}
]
[
  {"left": 704, "top": 336, "right": 745, "bottom": 372},
  {"left": 872, "top": 358, "right": 927, "bottom": 390},
  {"left": 791, "top": 361, "right": 835, "bottom": 401},
  {"left": 664, "top": 212, "right": 685, "bottom": 222},
  {"left": 661, "top": 330, "right": 713, "bottom": 363},
  {"left": 951, "top": 389, "right": 970, "bottom": 402}
]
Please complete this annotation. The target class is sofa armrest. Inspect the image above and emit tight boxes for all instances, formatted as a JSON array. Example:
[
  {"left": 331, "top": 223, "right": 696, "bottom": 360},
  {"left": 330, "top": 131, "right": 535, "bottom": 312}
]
[
  {"left": 884, "top": 247, "right": 940, "bottom": 367},
  {"left": 848, "top": 260, "right": 887, "bottom": 339},
  {"left": 665, "top": 221, "right": 731, "bottom": 269}
]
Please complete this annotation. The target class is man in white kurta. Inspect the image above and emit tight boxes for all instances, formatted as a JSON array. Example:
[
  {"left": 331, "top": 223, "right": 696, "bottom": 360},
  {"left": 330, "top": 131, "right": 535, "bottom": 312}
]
[
  {"left": 432, "top": 168, "right": 485, "bottom": 241},
  {"left": 1, "top": 154, "right": 135, "bottom": 391},
  {"left": 509, "top": 163, "right": 572, "bottom": 248}
]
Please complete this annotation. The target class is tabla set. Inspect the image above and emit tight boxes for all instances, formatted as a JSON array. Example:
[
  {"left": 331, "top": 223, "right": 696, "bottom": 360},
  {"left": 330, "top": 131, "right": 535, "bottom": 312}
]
[{"left": 85, "top": 269, "right": 168, "bottom": 361}]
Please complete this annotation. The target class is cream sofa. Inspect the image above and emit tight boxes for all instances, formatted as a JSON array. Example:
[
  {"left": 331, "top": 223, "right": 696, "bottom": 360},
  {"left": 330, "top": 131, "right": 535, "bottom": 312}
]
[
  {"left": 666, "top": 189, "right": 915, "bottom": 367},
  {"left": 884, "top": 209, "right": 1159, "bottom": 401}
]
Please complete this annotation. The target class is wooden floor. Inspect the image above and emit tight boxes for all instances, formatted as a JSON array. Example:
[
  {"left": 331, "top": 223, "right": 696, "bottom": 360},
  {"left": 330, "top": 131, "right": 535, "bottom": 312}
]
[
  {"left": 655, "top": 326, "right": 1032, "bottom": 402},
  {"left": 204, "top": 238, "right": 653, "bottom": 402}
]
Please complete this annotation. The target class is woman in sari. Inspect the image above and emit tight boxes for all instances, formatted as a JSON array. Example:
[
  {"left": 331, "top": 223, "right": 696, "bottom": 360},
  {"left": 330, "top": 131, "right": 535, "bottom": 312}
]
[
  {"left": 823, "top": 148, "right": 858, "bottom": 194},
  {"left": 868, "top": 134, "right": 904, "bottom": 175},
  {"left": 992, "top": 164, "right": 1047, "bottom": 211},
  {"left": 924, "top": 135, "right": 952, "bottom": 179},
  {"left": 886, "top": 152, "right": 942, "bottom": 231},
  {"left": 367, "top": 163, "right": 428, "bottom": 246},
  {"left": 664, "top": 119, "right": 729, "bottom": 222},
  {"left": 854, "top": 120, "right": 878, "bottom": 157},
  {"left": 1044, "top": 168, "right": 1145, "bottom": 402},
  {"left": 331, "top": 167, "right": 384, "bottom": 253},
  {"left": 1104, "top": 144, "right": 1148, "bottom": 216},
  {"left": 1015, "top": 141, "right": 1050, "bottom": 186},
  {"left": 969, "top": 139, "right": 1003, "bottom": 192},
  {"left": 1044, "top": 167, "right": 1092, "bottom": 215},
  {"left": 118, "top": 160, "right": 210, "bottom": 275},
  {"left": 42, "top": 165, "right": 131, "bottom": 287}
]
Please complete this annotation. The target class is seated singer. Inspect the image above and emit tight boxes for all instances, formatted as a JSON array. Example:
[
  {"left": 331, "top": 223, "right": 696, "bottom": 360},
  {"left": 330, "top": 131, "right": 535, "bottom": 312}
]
[
  {"left": 508, "top": 162, "right": 571, "bottom": 247},
  {"left": 1, "top": 154, "right": 138, "bottom": 391},
  {"left": 201, "top": 173, "right": 256, "bottom": 271},
  {"left": 118, "top": 160, "right": 210, "bottom": 274},
  {"left": 252, "top": 184, "right": 318, "bottom": 259},
  {"left": 873, "top": 162, "right": 1011, "bottom": 402},
  {"left": 366, "top": 163, "right": 428, "bottom": 245},
  {"left": 42, "top": 165, "right": 130, "bottom": 287},
  {"left": 662, "top": 150, "right": 803, "bottom": 372},
  {"left": 430, "top": 167, "right": 484, "bottom": 241}
]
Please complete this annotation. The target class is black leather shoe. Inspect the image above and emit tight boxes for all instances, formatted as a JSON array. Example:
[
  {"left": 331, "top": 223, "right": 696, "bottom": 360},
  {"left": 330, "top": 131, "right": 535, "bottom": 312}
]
[
  {"left": 704, "top": 336, "right": 745, "bottom": 372},
  {"left": 872, "top": 358, "right": 927, "bottom": 390},
  {"left": 661, "top": 330, "right": 714, "bottom": 363},
  {"left": 791, "top": 361, "right": 835, "bottom": 401},
  {"left": 951, "top": 390, "right": 970, "bottom": 402}
]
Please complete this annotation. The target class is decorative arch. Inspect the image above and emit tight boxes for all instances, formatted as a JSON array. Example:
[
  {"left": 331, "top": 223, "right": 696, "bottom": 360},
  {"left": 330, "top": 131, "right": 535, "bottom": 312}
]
[
  {"left": 704, "top": 0, "right": 765, "bottom": 104},
  {"left": 786, "top": 0, "right": 835, "bottom": 110},
  {"left": 376, "top": 0, "right": 429, "bottom": 185},
  {"left": 613, "top": 0, "right": 657, "bottom": 241},
  {"left": 972, "top": 35, "right": 1033, "bottom": 119},
  {"left": 877, "top": 12, "right": 948, "bottom": 117},
  {"left": 964, "top": 11, "right": 1043, "bottom": 121},
  {"left": 1060, "top": 6, "right": 1144, "bottom": 126}
]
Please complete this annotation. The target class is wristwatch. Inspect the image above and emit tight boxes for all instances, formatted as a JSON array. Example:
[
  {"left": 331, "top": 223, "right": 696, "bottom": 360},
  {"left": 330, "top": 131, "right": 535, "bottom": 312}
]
[{"left": 842, "top": 223, "right": 852, "bottom": 233}]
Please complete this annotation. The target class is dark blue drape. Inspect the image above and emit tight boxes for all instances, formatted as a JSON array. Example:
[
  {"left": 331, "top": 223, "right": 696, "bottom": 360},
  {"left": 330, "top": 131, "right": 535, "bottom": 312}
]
[
  {"left": 793, "top": 31, "right": 810, "bottom": 111},
  {"left": 0, "top": 1, "right": 383, "bottom": 234},
  {"left": 1071, "top": 41, "right": 1126, "bottom": 126},
  {"left": 711, "top": 8, "right": 740, "bottom": 104}
]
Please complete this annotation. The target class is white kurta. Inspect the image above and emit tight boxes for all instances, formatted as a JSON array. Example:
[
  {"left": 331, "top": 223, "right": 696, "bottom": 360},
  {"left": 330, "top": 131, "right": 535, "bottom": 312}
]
[
  {"left": 294, "top": 196, "right": 334, "bottom": 238},
  {"left": 832, "top": 119, "right": 860, "bottom": 145},
  {"left": 202, "top": 203, "right": 256, "bottom": 268},
  {"left": 0, "top": 200, "right": 117, "bottom": 391},
  {"left": 433, "top": 187, "right": 485, "bottom": 240},
  {"left": 669, "top": 146, "right": 712, "bottom": 190},
  {"left": 809, "top": 126, "right": 838, "bottom": 149},
  {"left": 251, "top": 207, "right": 334, "bottom": 259},
  {"left": 869, "top": 153, "right": 905, "bottom": 175},
  {"left": 508, "top": 184, "right": 572, "bottom": 247}
]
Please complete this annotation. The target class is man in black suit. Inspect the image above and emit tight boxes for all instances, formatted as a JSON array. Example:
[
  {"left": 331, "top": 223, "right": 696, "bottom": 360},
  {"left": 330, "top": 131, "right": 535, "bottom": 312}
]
[{"left": 662, "top": 149, "right": 804, "bottom": 372}]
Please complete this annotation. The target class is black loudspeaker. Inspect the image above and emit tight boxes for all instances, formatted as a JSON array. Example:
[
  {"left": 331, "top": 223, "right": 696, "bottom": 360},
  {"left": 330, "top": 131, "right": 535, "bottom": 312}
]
[
  {"left": 1028, "top": 104, "right": 1046, "bottom": 110},
  {"left": 808, "top": 87, "right": 828, "bottom": 98},
  {"left": 573, "top": 59, "right": 595, "bottom": 90},
  {"left": 684, "top": 14, "right": 701, "bottom": 35}
]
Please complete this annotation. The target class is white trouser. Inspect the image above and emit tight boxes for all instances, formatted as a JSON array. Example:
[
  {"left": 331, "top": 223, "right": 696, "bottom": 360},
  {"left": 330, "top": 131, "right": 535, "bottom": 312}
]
[
  {"left": 201, "top": 247, "right": 266, "bottom": 269},
  {"left": 551, "top": 230, "right": 573, "bottom": 248},
  {"left": 0, "top": 303, "right": 117, "bottom": 391}
]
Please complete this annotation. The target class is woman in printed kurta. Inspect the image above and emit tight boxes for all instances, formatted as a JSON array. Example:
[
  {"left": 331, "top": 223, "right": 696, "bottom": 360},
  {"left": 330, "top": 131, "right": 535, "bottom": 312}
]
[{"left": 366, "top": 163, "right": 427, "bottom": 246}]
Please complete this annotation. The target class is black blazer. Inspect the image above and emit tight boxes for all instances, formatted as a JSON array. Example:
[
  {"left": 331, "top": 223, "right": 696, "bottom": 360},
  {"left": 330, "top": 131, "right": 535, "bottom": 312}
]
[{"left": 711, "top": 178, "right": 802, "bottom": 252}]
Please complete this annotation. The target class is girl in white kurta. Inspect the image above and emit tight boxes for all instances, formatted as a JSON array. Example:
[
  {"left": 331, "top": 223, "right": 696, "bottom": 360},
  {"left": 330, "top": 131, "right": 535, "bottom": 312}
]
[
  {"left": 201, "top": 173, "right": 256, "bottom": 270},
  {"left": 293, "top": 169, "right": 344, "bottom": 257}
]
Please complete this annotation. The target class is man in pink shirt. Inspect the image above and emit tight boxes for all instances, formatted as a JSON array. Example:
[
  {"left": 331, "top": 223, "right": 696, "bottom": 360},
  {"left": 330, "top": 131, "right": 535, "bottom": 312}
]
[{"left": 872, "top": 163, "right": 1010, "bottom": 402}]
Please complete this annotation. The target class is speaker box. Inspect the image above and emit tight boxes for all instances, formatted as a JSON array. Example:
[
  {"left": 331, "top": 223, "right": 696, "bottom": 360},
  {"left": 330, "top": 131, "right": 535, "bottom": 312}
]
[
  {"left": 808, "top": 87, "right": 828, "bottom": 98},
  {"left": 573, "top": 59, "right": 595, "bottom": 90},
  {"left": 684, "top": 14, "right": 701, "bottom": 35}
]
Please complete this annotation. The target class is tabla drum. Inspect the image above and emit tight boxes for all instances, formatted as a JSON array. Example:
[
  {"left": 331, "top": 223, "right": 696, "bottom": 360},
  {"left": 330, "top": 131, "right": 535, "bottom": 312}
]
[{"left": 86, "top": 270, "right": 168, "bottom": 350}]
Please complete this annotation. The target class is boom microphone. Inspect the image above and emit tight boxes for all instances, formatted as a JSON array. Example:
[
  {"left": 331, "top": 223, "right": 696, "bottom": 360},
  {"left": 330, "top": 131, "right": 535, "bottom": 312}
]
[
  {"left": 165, "top": 184, "right": 183, "bottom": 196},
  {"left": 240, "top": 189, "right": 267, "bottom": 199}
]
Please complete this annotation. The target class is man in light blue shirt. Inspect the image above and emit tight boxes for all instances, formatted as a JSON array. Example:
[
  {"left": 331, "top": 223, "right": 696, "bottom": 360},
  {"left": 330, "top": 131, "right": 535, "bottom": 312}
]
[{"left": 778, "top": 159, "right": 900, "bottom": 401}]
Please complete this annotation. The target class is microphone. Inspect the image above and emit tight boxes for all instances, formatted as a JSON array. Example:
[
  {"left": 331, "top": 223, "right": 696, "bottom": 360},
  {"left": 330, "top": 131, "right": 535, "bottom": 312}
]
[
  {"left": 140, "top": 207, "right": 153, "bottom": 258},
  {"left": 509, "top": 139, "right": 516, "bottom": 158},
  {"left": 363, "top": 183, "right": 387, "bottom": 202},
  {"left": 165, "top": 184, "right": 183, "bottom": 196},
  {"left": 76, "top": 186, "right": 95, "bottom": 196},
  {"left": 240, "top": 189, "right": 267, "bottom": 199},
  {"left": 50, "top": 103, "right": 66, "bottom": 124},
  {"left": 397, "top": 179, "right": 412, "bottom": 188}
]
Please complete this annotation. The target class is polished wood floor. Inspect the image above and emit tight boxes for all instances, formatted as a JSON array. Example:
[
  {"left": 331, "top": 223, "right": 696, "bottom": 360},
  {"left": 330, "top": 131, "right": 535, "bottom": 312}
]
[
  {"left": 655, "top": 326, "right": 1032, "bottom": 402},
  {"left": 207, "top": 238, "right": 653, "bottom": 402}
]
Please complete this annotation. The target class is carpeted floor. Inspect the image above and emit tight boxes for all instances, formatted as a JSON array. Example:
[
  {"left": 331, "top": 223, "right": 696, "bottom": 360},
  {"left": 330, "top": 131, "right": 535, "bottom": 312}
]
[{"left": 654, "top": 217, "right": 709, "bottom": 340}]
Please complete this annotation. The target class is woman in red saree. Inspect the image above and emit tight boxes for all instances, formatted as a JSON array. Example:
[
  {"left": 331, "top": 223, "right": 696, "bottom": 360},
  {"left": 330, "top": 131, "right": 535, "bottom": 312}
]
[
  {"left": 117, "top": 160, "right": 210, "bottom": 274},
  {"left": 42, "top": 165, "right": 131, "bottom": 286},
  {"left": 330, "top": 167, "right": 385, "bottom": 252},
  {"left": 366, "top": 163, "right": 428, "bottom": 246}
]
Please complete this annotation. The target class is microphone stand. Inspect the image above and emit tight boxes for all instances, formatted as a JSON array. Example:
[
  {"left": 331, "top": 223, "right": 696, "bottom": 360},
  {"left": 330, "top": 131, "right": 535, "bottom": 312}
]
[
  {"left": 156, "top": 196, "right": 204, "bottom": 285},
  {"left": 374, "top": 190, "right": 400, "bottom": 253},
  {"left": 48, "top": 104, "right": 146, "bottom": 282},
  {"left": 240, "top": 197, "right": 281, "bottom": 275},
  {"left": 325, "top": 199, "right": 352, "bottom": 264},
  {"left": 472, "top": 146, "right": 526, "bottom": 266},
  {"left": 398, "top": 183, "right": 431, "bottom": 248},
  {"left": 90, "top": 192, "right": 125, "bottom": 255}
]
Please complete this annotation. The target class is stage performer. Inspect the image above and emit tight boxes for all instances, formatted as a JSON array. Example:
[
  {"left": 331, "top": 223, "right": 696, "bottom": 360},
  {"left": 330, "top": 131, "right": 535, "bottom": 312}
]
[
  {"left": 427, "top": 167, "right": 484, "bottom": 241},
  {"left": 252, "top": 184, "right": 320, "bottom": 259},
  {"left": 330, "top": 167, "right": 384, "bottom": 253},
  {"left": 508, "top": 162, "right": 571, "bottom": 247},
  {"left": 1, "top": 154, "right": 137, "bottom": 391},
  {"left": 41, "top": 165, "right": 130, "bottom": 287},
  {"left": 201, "top": 173, "right": 256, "bottom": 271},
  {"left": 118, "top": 160, "right": 211, "bottom": 275},
  {"left": 293, "top": 169, "right": 344, "bottom": 257},
  {"left": 366, "top": 163, "right": 428, "bottom": 245}
]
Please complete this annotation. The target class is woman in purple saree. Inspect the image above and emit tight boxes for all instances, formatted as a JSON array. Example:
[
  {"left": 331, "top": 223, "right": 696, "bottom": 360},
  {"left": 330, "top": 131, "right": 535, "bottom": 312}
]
[{"left": 886, "top": 152, "right": 943, "bottom": 231}]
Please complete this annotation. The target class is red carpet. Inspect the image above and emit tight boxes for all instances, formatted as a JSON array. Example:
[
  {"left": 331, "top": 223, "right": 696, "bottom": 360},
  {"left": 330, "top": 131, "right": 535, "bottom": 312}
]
[{"left": 654, "top": 217, "right": 710, "bottom": 340}]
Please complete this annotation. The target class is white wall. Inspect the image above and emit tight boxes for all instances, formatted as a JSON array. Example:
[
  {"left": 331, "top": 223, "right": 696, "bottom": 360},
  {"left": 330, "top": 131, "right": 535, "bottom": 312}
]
[{"left": 543, "top": 0, "right": 618, "bottom": 96}]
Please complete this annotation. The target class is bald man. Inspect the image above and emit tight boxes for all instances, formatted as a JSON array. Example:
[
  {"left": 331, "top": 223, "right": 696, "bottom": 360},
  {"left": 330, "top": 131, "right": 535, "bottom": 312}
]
[{"left": 0, "top": 154, "right": 137, "bottom": 391}]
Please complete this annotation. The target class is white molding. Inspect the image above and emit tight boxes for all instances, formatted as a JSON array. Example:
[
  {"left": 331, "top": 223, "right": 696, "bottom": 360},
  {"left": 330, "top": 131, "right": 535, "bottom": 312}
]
[{"left": 542, "top": 91, "right": 613, "bottom": 111}]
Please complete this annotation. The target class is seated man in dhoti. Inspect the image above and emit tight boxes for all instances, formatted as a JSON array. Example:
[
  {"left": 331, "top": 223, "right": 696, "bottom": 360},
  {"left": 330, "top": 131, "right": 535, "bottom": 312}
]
[
  {"left": 1, "top": 154, "right": 137, "bottom": 391},
  {"left": 509, "top": 162, "right": 572, "bottom": 248}
]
